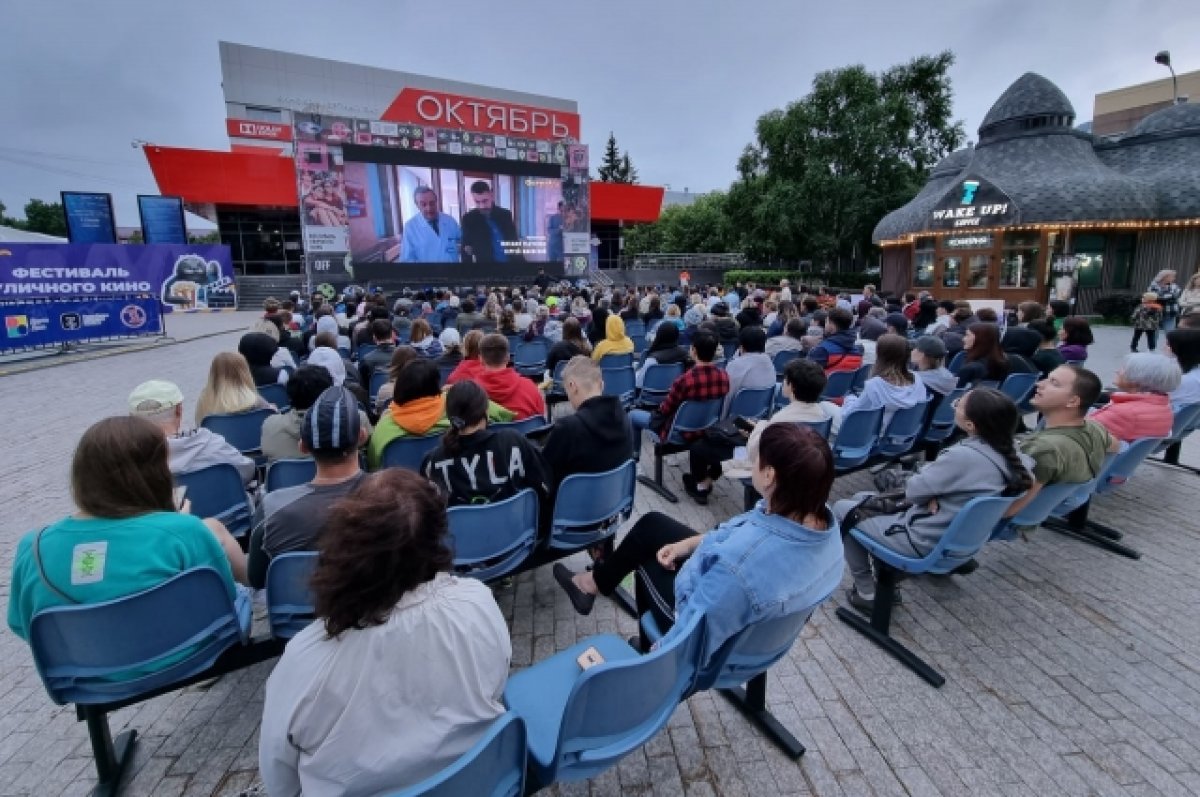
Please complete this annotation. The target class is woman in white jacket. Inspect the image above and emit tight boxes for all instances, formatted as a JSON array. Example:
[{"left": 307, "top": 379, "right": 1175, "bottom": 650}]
[{"left": 841, "top": 334, "right": 926, "bottom": 429}]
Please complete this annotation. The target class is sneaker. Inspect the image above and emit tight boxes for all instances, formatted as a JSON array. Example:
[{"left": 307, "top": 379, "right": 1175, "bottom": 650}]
[
  {"left": 682, "top": 474, "right": 710, "bottom": 505},
  {"left": 553, "top": 564, "right": 595, "bottom": 615},
  {"left": 845, "top": 587, "right": 875, "bottom": 615}
]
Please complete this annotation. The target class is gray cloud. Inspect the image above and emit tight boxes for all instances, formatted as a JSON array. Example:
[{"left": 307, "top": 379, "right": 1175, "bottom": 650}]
[{"left": 2, "top": 0, "right": 1196, "bottom": 224}]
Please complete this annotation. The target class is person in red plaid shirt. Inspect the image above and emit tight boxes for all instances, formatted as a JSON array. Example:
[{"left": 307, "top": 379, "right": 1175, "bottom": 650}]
[{"left": 629, "top": 329, "right": 729, "bottom": 457}]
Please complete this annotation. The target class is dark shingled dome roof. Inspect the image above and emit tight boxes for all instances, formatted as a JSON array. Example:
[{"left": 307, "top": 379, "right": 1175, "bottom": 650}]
[
  {"left": 1132, "top": 102, "right": 1200, "bottom": 136},
  {"left": 979, "top": 72, "right": 1075, "bottom": 133}
]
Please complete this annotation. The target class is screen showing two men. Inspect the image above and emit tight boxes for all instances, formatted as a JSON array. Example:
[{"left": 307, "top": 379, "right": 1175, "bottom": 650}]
[{"left": 339, "top": 145, "right": 566, "bottom": 266}]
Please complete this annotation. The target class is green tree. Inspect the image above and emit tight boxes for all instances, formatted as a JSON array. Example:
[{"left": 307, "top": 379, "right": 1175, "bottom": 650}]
[
  {"left": 623, "top": 192, "right": 739, "bottom": 256},
  {"left": 616, "top": 152, "right": 639, "bottom": 184},
  {"left": 731, "top": 52, "right": 964, "bottom": 266},
  {"left": 22, "top": 199, "right": 68, "bottom": 237},
  {"left": 189, "top": 230, "right": 221, "bottom": 244},
  {"left": 0, "top": 200, "right": 20, "bottom": 228},
  {"left": 597, "top": 132, "right": 622, "bottom": 182}
]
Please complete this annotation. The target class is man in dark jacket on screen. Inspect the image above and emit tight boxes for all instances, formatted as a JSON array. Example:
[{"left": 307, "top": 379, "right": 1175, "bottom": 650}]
[{"left": 461, "top": 180, "right": 524, "bottom": 264}]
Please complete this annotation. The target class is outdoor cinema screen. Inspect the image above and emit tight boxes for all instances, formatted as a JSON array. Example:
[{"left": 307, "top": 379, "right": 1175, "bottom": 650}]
[{"left": 340, "top": 144, "right": 567, "bottom": 267}]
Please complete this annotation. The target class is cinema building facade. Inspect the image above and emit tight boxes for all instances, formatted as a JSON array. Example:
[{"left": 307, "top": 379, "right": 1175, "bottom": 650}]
[{"left": 875, "top": 73, "right": 1200, "bottom": 314}]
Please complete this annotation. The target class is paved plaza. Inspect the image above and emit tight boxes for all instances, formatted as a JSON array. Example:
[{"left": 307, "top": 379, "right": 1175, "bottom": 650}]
[{"left": 1, "top": 316, "right": 1198, "bottom": 796}]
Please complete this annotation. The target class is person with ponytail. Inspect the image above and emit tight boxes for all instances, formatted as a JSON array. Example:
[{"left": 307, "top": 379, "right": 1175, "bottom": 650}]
[
  {"left": 420, "top": 381, "right": 549, "bottom": 508},
  {"left": 833, "top": 387, "right": 1033, "bottom": 614}
]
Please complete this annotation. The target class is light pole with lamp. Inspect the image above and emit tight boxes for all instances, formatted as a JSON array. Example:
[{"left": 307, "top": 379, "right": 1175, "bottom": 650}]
[{"left": 1155, "top": 50, "right": 1179, "bottom": 104}]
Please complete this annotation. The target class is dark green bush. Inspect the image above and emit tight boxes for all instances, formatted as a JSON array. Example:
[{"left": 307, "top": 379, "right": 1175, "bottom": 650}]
[{"left": 1092, "top": 294, "right": 1140, "bottom": 322}]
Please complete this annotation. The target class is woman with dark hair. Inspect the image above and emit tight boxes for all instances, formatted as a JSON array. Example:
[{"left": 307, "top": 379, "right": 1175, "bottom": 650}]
[
  {"left": 372, "top": 345, "right": 420, "bottom": 412},
  {"left": 834, "top": 388, "right": 1033, "bottom": 612},
  {"left": 8, "top": 416, "right": 248, "bottom": 643},
  {"left": 642, "top": 295, "right": 664, "bottom": 325},
  {"left": 553, "top": 424, "right": 843, "bottom": 657},
  {"left": 498, "top": 308, "right": 519, "bottom": 336},
  {"left": 259, "top": 469, "right": 510, "bottom": 796},
  {"left": 957, "top": 323, "right": 1012, "bottom": 386},
  {"left": 547, "top": 317, "right": 592, "bottom": 376},
  {"left": 420, "top": 381, "right": 547, "bottom": 506},
  {"left": 912, "top": 299, "right": 939, "bottom": 334},
  {"left": 587, "top": 303, "right": 611, "bottom": 346},
  {"left": 239, "top": 331, "right": 288, "bottom": 387},
  {"left": 619, "top": 294, "right": 641, "bottom": 322},
  {"left": 635, "top": 321, "right": 690, "bottom": 387},
  {"left": 766, "top": 299, "right": 799, "bottom": 338},
  {"left": 842, "top": 334, "right": 926, "bottom": 428},
  {"left": 1167, "top": 328, "right": 1200, "bottom": 412},
  {"left": 1058, "top": 316, "right": 1094, "bottom": 363},
  {"left": 1028, "top": 320, "right": 1065, "bottom": 378}
]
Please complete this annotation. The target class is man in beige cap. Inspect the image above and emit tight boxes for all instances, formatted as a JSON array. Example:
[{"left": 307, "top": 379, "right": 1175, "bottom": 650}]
[{"left": 128, "top": 379, "right": 255, "bottom": 484}]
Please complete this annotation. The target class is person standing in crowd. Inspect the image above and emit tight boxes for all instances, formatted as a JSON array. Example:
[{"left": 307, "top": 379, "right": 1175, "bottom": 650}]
[
  {"left": 421, "top": 381, "right": 549, "bottom": 507},
  {"left": 1167, "top": 328, "right": 1200, "bottom": 412},
  {"left": 834, "top": 388, "right": 1033, "bottom": 612},
  {"left": 460, "top": 181, "right": 522, "bottom": 264},
  {"left": 1148, "top": 269, "right": 1182, "bottom": 332},
  {"left": 399, "top": 186, "right": 462, "bottom": 263},
  {"left": 195, "top": 352, "right": 275, "bottom": 427},
  {"left": 1058, "top": 316, "right": 1094, "bottom": 362},
  {"left": 128, "top": 379, "right": 255, "bottom": 484},
  {"left": 1130, "top": 291, "right": 1164, "bottom": 352},
  {"left": 534, "top": 267, "right": 553, "bottom": 292},
  {"left": 259, "top": 469, "right": 510, "bottom": 796},
  {"left": 1007, "top": 366, "right": 1121, "bottom": 518},
  {"left": 8, "top": 416, "right": 248, "bottom": 644},
  {"left": 1179, "top": 272, "right": 1200, "bottom": 319},
  {"left": 475, "top": 334, "right": 546, "bottom": 419},
  {"left": 248, "top": 386, "right": 370, "bottom": 588},
  {"left": 910, "top": 335, "right": 957, "bottom": 397},
  {"left": 553, "top": 424, "right": 842, "bottom": 660},
  {"left": 842, "top": 334, "right": 926, "bottom": 428},
  {"left": 1089, "top": 353, "right": 1180, "bottom": 442}
]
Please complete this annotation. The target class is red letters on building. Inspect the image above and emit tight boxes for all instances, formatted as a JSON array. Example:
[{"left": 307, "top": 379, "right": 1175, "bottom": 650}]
[{"left": 381, "top": 88, "right": 580, "bottom": 141}]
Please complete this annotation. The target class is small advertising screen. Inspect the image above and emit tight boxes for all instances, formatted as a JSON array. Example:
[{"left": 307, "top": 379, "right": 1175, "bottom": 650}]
[
  {"left": 61, "top": 191, "right": 117, "bottom": 244},
  {"left": 339, "top": 144, "right": 570, "bottom": 267},
  {"left": 137, "top": 195, "right": 188, "bottom": 244}
]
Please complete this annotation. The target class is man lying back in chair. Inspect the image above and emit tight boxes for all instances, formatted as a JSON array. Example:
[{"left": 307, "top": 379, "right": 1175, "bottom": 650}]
[{"left": 1008, "top": 365, "right": 1121, "bottom": 519}]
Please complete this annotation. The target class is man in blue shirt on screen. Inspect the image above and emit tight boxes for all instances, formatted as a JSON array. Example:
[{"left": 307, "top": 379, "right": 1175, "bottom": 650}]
[
  {"left": 399, "top": 186, "right": 462, "bottom": 263},
  {"left": 461, "top": 180, "right": 524, "bottom": 264}
]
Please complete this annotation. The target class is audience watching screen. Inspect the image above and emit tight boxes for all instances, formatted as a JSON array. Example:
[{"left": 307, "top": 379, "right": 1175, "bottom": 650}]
[{"left": 341, "top": 144, "right": 568, "bottom": 268}]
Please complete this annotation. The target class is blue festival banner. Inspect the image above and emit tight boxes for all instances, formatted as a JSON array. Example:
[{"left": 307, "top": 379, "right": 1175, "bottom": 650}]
[
  {"left": 0, "top": 244, "right": 237, "bottom": 309},
  {"left": 1, "top": 296, "right": 163, "bottom": 354}
]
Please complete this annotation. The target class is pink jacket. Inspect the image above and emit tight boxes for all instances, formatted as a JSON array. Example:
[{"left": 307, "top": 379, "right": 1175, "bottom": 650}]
[{"left": 1090, "top": 392, "right": 1173, "bottom": 442}]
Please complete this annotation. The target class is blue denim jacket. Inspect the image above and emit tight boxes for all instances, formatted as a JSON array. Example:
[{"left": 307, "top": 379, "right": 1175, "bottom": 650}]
[{"left": 664, "top": 501, "right": 843, "bottom": 662}]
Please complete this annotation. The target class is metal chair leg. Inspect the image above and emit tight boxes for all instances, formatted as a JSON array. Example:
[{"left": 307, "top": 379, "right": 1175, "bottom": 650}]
[
  {"left": 636, "top": 449, "right": 678, "bottom": 502},
  {"left": 1042, "top": 502, "right": 1140, "bottom": 559},
  {"left": 718, "top": 673, "right": 806, "bottom": 759},
  {"left": 82, "top": 706, "right": 136, "bottom": 797},
  {"left": 835, "top": 567, "right": 946, "bottom": 688},
  {"left": 1149, "top": 441, "right": 1200, "bottom": 475}
]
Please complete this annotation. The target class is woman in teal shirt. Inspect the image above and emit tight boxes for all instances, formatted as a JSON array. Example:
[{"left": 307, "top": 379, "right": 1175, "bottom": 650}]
[{"left": 8, "top": 416, "right": 248, "bottom": 641}]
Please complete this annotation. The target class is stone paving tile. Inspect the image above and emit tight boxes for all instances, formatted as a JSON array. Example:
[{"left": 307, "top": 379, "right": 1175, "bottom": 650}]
[{"left": 2, "top": 321, "right": 1200, "bottom": 795}]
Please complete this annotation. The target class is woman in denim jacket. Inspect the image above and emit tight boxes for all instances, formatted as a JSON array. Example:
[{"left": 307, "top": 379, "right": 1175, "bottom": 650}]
[{"left": 555, "top": 424, "right": 843, "bottom": 660}]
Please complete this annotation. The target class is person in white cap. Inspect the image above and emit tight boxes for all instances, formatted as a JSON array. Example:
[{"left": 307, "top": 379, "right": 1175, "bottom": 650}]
[{"left": 128, "top": 379, "right": 255, "bottom": 484}]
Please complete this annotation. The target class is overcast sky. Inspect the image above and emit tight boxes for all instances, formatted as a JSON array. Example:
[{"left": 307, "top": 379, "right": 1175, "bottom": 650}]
[{"left": 2, "top": 0, "right": 1197, "bottom": 225}]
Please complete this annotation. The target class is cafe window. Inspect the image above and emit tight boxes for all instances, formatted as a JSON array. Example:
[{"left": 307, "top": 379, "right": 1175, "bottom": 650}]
[
  {"left": 914, "top": 237, "right": 935, "bottom": 287},
  {"left": 1073, "top": 234, "right": 1106, "bottom": 288},
  {"left": 1001, "top": 231, "right": 1040, "bottom": 288},
  {"left": 942, "top": 257, "right": 961, "bottom": 288},
  {"left": 967, "top": 255, "right": 990, "bottom": 289}
]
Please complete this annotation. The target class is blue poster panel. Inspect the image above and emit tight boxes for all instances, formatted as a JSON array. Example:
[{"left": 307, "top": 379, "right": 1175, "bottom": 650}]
[
  {"left": 0, "top": 244, "right": 237, "bottom": 309},
  {"left": 1, "top": 296, "right": 162, "bottom": 353},
  {"left": 61, "top": 192, "right": 117, "bottom": 244},
  {"left": 137, "top": 195, "right": 188, "bottom": 244}
]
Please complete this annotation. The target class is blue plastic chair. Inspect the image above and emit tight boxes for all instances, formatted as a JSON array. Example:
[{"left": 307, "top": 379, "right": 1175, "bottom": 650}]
[
  {"left": 438, "top": 362, "right": 457, "bottom": 387},
  {"left": 200, "top": 408, "right": 276, "bottom": 457},
  {"left": 548, "top": 460, "right": 637, "bottom": 551},
  {"left": 514, "top": 341, "right": 549, "bottom": 377},
  {"left": 990, "top": 480, "right": 1086, "bottom": 541},
  {"left": 391, "top": 713, "right": 526, "bottom": 797},
  {"left": 264, "top": 458, "right": 316, "bottom": 492},
  {"left": 598, "top": 353, "right": 634, "bottom": 369},
  {"left": 265, "top": 552, "right": 318, "bottom": 639},
  {"left": 503, "top": 612, "right": 704, "bottom": 788},
  {"left": 820, "top": 370, "right": 854, "bottom": 402},
  {"left": 630, "top": 334, "right": 647, "bottom": 355},
  {"left": 637, "top": 362, "right": 683, "bottom": 409},
  {"left": 381, "top": 433, "right": 445, "bottom": 471},
  {"left": 922, "top": 387, "right": 966, "bottom": 446},
  {"left": 1151, "top": 402, "right": 1200, "bottom": 474},
  {"left": 601, "top": 366, "right": 637, "bottom": 406},
  {"left": 836, "top": 495, "right": 1015, "bottom": 687},
  {"left": 831, "top": 406, "right": 884, "bottom": 471},
  {"left": 623, "top": 320, "right": 646, "bottom": 338},
  {"left": 447, "top": 489, "right": 539, "bottom": 582},
  {"left": 796, "top": 417, "right": 833, "bottom": 439},
  {"left": 29, "top": 567, "right": 249, "bottom": 795},
  {"left": 874, "top": 400, "right": 930, "bottom": 458},
  {"left": 638, "top": 398, "right": 723, "bottom": 503},
  {"left": 491, "top": 416, "right": 552, "bottom": 437},
  {"left": 772, "top": 350, "right": 801, "bottom": 381},
  {"left": 257, "top": 383, "right": 290, "bottom": 411},
  {"left": 948, "top": 350, "right": 966, "bottom": 375},
  {"left": 721, "top": 341, "right": 739, "bottom": 362},
  {"left": 848, "top": 364, "right": 873, "bottom": 396},
  {"left": 369, "top": 370, "right": 390, "bottom": 402},
  {"left": 999, "top": 372, "right": 1039, "bottom": 406},
  {"left": 545, "top": 360, "right": 569, "bottom": 409},
  {"left": 175, "top": 464, "right": 253, "bottom": 538},
  {"left": 1043, "top": 436, "right": 1166, "bottom": 559},
  {"left": 725, "top": 386, "right": 775, "bottom": 421}
]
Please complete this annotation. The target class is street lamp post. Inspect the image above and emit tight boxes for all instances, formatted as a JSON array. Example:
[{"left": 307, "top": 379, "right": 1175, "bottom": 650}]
[{"left": 1155, "top": 50, "right": 1179, "bottom": 104}]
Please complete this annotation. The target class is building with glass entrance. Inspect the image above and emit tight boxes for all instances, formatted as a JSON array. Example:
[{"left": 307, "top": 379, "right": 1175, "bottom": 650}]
[{"left": 874, "top": 72, "right": 1200, "bottom": 313}]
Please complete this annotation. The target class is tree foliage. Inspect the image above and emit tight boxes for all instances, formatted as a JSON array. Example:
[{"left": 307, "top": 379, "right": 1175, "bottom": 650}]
[
  {"left": 625, "top": 192, "right": 737, "bottom": 256},
  {"left": 2, "top": 198, "right": 69, "bottom": 236},
  {"left": 597, "top": 132, "right": 639, "bottom": 184}
]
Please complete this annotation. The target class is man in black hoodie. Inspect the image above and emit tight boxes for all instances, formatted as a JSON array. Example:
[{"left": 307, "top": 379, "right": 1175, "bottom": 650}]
[{"left": 541, "top": 356, "right": 633, "bottom": 503}]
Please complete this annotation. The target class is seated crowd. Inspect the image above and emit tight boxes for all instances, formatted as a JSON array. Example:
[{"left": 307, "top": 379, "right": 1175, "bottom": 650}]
[{"left": 10, "top": 280, "right": 1200, "bottom": 796}]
